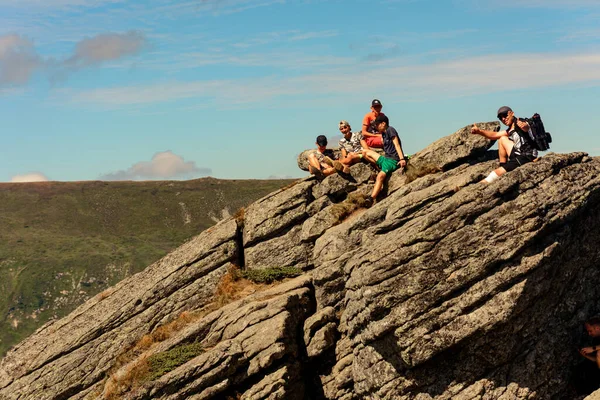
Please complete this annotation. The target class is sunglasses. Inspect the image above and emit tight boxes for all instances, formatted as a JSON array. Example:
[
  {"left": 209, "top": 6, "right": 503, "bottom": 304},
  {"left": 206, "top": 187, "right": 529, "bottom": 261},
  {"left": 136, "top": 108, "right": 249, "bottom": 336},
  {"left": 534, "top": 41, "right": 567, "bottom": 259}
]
[{"left": 497, "top": 113, "right": 509, "bottom": 120}]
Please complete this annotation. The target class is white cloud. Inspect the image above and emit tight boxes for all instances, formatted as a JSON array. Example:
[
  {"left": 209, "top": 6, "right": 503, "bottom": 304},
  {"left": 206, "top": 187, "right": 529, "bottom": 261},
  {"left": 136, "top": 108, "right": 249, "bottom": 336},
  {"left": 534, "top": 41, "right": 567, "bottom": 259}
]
[
  {"left": 100, "top": 150, "right": 211, "bottom": 180},
  {"left": 10, "top": 172, "right": 49, "bottom": 182},
  {"left": 59, "top": 51, "right": 600, "bottom": 108}
]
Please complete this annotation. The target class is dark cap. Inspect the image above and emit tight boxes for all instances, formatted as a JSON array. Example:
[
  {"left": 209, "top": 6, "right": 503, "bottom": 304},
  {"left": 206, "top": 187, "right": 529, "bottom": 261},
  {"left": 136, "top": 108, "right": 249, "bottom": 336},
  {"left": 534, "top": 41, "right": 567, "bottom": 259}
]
[
  {"left": 371, "top": 99, "right": 382, "bottom": 107},
  {"left": 374, "top": 114, "right": 389, "bottom": 126},
  {"left": 497, "top": 106, "right": 512, "bottom": 117},
  {"left": 316, "top": 135, "right": 328, "bottom": 147}
]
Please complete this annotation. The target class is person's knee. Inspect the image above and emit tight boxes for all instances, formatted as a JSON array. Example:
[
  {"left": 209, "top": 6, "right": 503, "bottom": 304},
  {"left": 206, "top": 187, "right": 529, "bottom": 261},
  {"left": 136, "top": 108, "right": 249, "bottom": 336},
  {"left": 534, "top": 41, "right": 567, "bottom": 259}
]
[
  {"left": 377, "top": 172, "right": 387, "bottom": 182},
  {"left": 495, "top": 167, "right": 506, "bottom": 176}
]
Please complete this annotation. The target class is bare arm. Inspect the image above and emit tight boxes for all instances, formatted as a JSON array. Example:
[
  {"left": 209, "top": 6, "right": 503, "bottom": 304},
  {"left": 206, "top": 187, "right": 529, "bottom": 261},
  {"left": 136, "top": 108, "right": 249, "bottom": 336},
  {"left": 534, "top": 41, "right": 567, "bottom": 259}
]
[
  {"left": 580, "top": 347, "right": 598, "bottom": 362},
  {"left": 362, "top": 125, "right": 379, "bottom": 137},
  {"left": 340, "top": 147, "right": 348, "bottom": 159},
  {"left": 362, "top": 114, "right": 379, "bottom": 138},
  {"left": 471, "top": 124, "right": 508, "bottom": 140},
  {"left": 360, "top": 138, "right": 370, "bottom": 151},
  {"left": 392, "top": 136, "right": 407, "bottom": 167}
]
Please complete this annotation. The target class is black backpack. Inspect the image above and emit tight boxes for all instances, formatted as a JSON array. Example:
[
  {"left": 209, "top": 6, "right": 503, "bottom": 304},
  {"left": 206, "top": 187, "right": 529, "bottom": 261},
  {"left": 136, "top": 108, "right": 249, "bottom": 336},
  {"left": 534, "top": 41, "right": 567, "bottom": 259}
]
[{"left": 516, "top": 113, "right": 552, "bottom": 151}]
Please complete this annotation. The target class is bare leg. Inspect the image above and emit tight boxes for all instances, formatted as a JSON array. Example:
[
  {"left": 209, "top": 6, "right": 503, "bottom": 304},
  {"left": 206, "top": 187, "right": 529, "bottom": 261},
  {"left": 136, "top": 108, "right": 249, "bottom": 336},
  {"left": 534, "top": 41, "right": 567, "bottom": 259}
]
[
  {"left": 362, "top": 149, "right": 380, "bottom": 165},
  {"left": 480, "top": 166, "right": 508, "bottom": 184},
  {"left": 341, "top": 153, "right": 362, "bottom": 166},
  {"left": 498, "top": 136, "right": 514, "bottom": 163},
  {"left": 371, "top": 171, "right": 387, "bottom": 199},
  {"left": 308, "top": 153, "right": 321, "bottom": 170},
  {"left": 323, "top": 167, "right": 337, "bottom": 176}
]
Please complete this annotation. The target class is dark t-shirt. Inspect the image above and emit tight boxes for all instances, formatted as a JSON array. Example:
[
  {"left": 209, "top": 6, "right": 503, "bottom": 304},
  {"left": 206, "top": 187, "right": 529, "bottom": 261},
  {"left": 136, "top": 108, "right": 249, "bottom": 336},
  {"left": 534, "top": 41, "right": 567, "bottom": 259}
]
[{"left": 382, "top": 126, "right": 401, "bottom": 161}]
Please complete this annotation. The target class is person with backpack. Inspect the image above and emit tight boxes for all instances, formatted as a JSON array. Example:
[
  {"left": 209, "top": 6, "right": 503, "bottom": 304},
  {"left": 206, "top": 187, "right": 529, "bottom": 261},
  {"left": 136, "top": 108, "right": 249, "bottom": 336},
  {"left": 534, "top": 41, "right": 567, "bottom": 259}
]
[{"left": 471, "top": 106, "right": 539, "bottom": 184}]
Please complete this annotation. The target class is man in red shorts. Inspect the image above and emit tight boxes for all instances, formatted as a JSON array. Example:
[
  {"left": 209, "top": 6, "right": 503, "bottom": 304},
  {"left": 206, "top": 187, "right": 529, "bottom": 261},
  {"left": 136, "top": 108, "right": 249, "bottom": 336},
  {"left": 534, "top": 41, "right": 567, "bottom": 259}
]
[{"left": 360, "top": 99, "right": 385, "bottom": 150}]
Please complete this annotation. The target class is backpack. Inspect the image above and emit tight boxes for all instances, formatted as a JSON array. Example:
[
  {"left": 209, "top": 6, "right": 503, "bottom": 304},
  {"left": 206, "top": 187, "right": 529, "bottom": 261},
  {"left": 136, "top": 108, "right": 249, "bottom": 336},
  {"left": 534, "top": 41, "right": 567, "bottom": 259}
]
[{"left": 516, "top": 113, "right": 552, "bottom": 151}]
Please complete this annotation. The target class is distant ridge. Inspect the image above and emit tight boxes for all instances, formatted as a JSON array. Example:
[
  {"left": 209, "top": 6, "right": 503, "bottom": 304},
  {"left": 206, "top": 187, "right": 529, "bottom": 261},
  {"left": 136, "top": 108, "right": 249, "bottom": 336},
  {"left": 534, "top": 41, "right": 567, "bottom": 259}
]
[{"left": 0, "top": 177, "right": 295, "bottom": 357}]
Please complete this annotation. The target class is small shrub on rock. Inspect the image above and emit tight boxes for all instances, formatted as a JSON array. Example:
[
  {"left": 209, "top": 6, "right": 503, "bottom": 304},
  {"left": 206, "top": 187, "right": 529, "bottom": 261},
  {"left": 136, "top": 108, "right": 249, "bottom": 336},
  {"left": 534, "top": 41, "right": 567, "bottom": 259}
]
[
  {"left": 404, "top": 162, "right": 441, "bottom": 184},
  {"left": 146, "top": 342, "right": 204, "bottom": 381}
]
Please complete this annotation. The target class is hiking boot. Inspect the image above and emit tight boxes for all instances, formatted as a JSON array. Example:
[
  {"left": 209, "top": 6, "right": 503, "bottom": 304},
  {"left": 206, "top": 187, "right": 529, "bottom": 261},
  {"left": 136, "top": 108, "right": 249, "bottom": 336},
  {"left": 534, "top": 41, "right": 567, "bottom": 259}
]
[
  {"left": 364, "top": 196, "right": 374, "bottom": 208},
  {"left": 309, "top": 165, "right": 325, "bottom": 179},
  {"left": 333, "top": 161, "right": 344, "bottom": 172},
  {"left": 323, "top": 156, "right": 335, "bottom": 167}
]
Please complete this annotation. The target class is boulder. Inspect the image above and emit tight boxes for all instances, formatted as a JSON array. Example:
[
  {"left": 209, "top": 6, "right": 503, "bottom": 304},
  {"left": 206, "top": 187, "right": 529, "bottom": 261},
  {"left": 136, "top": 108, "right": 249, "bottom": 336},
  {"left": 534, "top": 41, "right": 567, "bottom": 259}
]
[
  {"left": 123, "top": 276, "right": 314, "bottom": 400},
  {"left": 243, "top": 179, "right": 315, "bottom": 247},
  {"left": 245, "top": 225, "right": 313, "bottom": 270},
  {"left": 297, "top": 149, "right": 342, "bottom": 171},
  {"left": 312, "top": 174, "right": 358, "bottom": 199}
]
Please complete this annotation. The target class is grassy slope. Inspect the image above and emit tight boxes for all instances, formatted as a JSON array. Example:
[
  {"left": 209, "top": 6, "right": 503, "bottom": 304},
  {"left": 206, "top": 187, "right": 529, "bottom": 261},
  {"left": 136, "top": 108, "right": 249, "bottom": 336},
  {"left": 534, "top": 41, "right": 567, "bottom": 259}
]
[{"left": 0, "top": 177, "right": 295, "bottom": 357}]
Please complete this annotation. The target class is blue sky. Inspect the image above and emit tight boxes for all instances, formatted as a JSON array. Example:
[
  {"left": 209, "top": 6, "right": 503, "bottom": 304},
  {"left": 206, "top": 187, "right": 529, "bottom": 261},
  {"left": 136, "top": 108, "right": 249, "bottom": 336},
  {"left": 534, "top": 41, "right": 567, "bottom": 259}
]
[{"left": 1, "top": 0, "right": 600, "bottom": 182}]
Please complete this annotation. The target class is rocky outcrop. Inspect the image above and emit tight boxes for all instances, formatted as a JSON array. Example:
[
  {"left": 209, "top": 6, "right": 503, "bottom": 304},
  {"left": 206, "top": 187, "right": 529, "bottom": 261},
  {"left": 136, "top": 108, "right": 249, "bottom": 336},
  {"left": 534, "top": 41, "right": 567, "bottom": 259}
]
[
  {"left": 0, "top": 219, "right": 238, "bottom": 399},
  {"left": 4, "top": 122, "right": 600, "bottom": 399},
  {"left": 123, "top": 276, "right": 314, "bottom": 400}
]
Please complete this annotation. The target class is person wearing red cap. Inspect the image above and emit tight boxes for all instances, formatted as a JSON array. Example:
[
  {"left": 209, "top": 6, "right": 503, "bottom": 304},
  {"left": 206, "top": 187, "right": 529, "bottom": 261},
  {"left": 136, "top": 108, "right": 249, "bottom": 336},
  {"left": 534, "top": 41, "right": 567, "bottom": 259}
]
[
  {"left": 471, "top": 106, "right": 538, "bottom": 183},
  {"left": 360, "top": 99, "right": 385, "bottom": 150}
]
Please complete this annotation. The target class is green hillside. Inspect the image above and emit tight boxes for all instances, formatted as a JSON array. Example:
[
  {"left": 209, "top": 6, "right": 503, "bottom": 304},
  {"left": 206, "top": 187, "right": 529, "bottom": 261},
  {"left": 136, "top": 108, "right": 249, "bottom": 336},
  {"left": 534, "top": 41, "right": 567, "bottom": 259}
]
[{"left": 0, "top": 177, "right": 295, "bottom": 357}]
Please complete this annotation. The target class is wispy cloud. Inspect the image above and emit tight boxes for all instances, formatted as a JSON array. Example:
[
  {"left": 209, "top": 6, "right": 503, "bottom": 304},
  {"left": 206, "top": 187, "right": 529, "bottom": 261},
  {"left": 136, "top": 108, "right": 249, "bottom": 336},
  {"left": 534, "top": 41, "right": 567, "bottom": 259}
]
[
  {"left": 232, "top": 29, "right": 339, "bottom": 48},
  {"left": 99, "top": 150, "right": 211, "bottom": 180},
  {"left": 558, "top": 28, "right": 600, "bottom": 42},
  {"left": 0, "top": 0, "right": 122, "bottom": 7},
  {"left": 10, "top": 172, "right": 49, "bottom": 182},
  {"left": 57, "top": 51, "right": 600, "bottom": 108},
  {"left": 0, "top": 31, "right": 148, "bottom": 88},
  {"left": 64, "top": 31, "right": 146, "bottom": 67},
  {"left": 0, "top": 34, "right": 43, "bottom": 85},
  {"left": 487, "top": 0, "right": 600, "bottom": 8}
]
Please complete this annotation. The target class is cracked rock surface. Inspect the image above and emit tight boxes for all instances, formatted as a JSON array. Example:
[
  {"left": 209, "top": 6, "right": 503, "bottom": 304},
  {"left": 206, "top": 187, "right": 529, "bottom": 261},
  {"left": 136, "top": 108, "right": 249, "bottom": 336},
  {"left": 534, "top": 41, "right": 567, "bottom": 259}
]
[{"left": 3, "top": 123, "right": 600, "bottom": 399}]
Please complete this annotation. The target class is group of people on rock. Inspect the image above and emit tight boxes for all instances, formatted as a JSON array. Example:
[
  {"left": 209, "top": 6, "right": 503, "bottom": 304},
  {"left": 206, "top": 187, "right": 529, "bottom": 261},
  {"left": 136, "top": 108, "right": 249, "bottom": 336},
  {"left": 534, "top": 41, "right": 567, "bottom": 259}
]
[
  {"left": 307, "top": 99, "right": 407, "bottom": 207},
  {"left": 308, "top": 99, "right": 540, "bottom": 206}
]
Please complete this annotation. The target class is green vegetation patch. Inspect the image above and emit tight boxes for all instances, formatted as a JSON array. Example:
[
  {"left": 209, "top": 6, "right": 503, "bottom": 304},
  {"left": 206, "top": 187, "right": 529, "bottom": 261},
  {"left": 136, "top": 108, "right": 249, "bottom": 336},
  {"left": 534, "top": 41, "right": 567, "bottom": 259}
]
[
  {"left": 0, "top": 177, "right": 295, "bottom": 357},
  {"left": 241, "top": 266, "right": 302, "bottom": 284},
  {"left": 146, "top": 342, "right": 204, "bottom": 381}
]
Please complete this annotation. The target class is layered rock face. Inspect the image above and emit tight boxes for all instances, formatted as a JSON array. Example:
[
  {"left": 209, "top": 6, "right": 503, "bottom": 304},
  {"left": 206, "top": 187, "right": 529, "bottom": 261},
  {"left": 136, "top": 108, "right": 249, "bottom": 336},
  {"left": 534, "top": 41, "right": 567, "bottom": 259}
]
[{"left": 3, "top": 122, "right": 600, "bottom": 399}]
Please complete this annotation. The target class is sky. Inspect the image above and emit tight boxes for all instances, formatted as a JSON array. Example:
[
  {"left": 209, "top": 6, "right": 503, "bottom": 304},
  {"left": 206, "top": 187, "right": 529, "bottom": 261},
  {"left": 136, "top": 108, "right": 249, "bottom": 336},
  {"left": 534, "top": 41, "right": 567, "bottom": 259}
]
[{"left": 1, "top": 0, "right": 600, "bottom": 182}]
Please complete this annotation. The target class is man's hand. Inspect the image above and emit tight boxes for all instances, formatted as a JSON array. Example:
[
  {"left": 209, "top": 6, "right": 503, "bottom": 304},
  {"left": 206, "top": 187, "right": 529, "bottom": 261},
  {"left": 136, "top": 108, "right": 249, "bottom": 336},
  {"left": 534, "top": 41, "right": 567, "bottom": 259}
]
[
  {"left": 471, "top": 124, "right": 481, "bottom": 135},
  {"left": 580, "top": 346, "right": 597, "bottom": 355},
  {"left": 397, "top": 159, "right": 407, "bottom": 168},
  {"left": 516, "top": 119, "right": 529, "bottom": 131}
]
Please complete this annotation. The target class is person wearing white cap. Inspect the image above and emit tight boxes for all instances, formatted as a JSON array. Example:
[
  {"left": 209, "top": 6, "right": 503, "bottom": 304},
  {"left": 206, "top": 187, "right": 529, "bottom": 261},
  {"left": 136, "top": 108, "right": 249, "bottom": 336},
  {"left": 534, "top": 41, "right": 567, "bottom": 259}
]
[{"left": 471, "top": 106, "right": 538, "bottom": 183}]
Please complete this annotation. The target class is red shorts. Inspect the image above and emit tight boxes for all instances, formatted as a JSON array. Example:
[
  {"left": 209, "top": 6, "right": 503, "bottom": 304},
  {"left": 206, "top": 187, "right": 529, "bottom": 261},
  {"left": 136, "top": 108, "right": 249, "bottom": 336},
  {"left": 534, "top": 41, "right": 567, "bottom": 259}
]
[{"left": 365, "top": 135, "right": 383, "bottom": 148}]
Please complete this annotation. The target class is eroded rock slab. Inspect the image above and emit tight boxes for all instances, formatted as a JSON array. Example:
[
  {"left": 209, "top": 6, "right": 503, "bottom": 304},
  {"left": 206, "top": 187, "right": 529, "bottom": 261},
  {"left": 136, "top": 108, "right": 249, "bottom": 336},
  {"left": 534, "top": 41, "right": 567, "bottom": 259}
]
[
  {"left": 243, "top": 179, "right": 315, "bottom": 247},
  {"left": 0, "top": 218, "right": 239, "bottom": 399}
]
